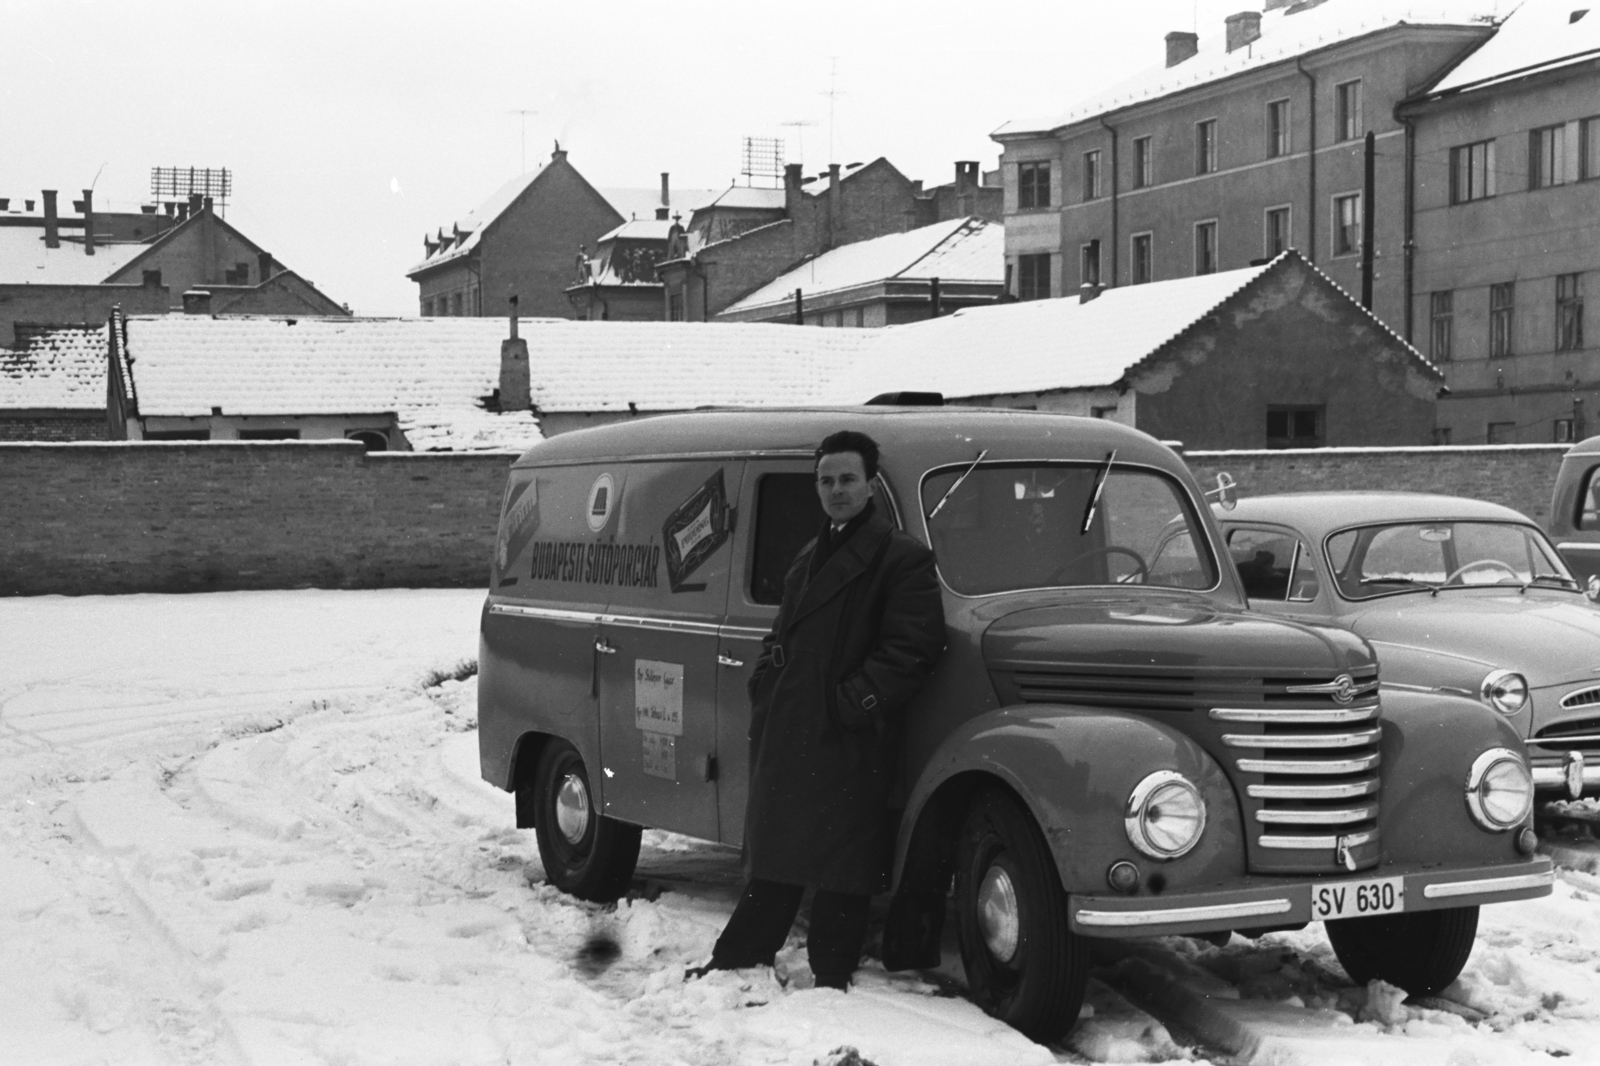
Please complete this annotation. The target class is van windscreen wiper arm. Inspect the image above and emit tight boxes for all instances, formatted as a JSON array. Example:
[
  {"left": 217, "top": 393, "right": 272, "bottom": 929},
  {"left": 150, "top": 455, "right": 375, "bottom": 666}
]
[
  {"left": 926, "top": 449, "right": 988, "bottom": 521},
  {"left": 1081, "top": 449, "right": 1117, "bottom": 534}
]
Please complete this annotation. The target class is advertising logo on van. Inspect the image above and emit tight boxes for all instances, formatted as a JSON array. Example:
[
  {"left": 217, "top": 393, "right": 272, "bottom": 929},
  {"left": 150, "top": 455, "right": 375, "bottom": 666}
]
[
  {"left": 495, "top": 477, "right": 541, "bottom": 574},
  {"left": 587, "top": 474, "right": 616, "bottom": 532},
  {"left": 662, "top": 469, "right": 732, "bottom": 593}
]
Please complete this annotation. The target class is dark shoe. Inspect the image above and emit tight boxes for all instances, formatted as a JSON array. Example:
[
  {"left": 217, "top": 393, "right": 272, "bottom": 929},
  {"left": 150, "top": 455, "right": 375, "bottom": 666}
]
[{"left": 813, "top": 971, "right": 852, "bottom": 991}]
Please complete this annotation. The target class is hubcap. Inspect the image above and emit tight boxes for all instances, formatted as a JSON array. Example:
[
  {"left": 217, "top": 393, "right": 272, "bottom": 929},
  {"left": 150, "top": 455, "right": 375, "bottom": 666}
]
[
  {"left": 976, "top": 864, "right": 1020, "bottom": 963},
  {"left": 555, "top": 771, "right": 591, "bottom": 844}
]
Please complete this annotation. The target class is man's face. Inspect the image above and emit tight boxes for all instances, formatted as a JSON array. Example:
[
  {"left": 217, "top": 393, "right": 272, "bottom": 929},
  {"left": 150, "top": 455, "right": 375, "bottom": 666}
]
[{"left": 816, "top": 451, "right": 872, "bottom": 523}]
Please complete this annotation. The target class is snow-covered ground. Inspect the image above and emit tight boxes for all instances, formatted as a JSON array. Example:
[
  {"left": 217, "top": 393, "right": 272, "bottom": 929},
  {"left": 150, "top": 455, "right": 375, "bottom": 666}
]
[{"left": 3, "top": 589, "right": 1598, "bottom": 1065}]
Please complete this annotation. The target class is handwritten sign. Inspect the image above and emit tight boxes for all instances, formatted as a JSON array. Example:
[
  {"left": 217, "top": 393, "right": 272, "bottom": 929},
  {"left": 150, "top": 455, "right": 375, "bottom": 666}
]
[
  {"left": 634, "top": 659, "right": 683, "bottom": 736},
  {"left": 642, "top": 732, "right": 676, "bottom": 781}
]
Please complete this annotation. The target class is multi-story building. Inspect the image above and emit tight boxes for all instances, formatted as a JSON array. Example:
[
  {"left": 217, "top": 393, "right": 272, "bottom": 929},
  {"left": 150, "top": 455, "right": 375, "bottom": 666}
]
[
  {"left": 1401, "top": 0, "right": 1600, "bottom": 444},
  {"left": 990, "top": 0, "right": 1498, "bottom": 340}
]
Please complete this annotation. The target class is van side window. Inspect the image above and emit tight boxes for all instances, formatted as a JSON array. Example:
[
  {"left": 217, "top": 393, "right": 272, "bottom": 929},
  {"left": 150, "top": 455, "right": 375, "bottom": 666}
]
[
  {"left": 1580, "top": 466, "right": 1600, "bottom": 530},
  {"left": 751, "top": 473, "right": 824, "bottom": 604}
]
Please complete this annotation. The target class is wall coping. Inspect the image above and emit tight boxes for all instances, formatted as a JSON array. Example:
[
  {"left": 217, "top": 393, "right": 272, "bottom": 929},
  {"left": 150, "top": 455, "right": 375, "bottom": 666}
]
[{"left": 0, "top": 440, "right": 522, "bottom": 457}]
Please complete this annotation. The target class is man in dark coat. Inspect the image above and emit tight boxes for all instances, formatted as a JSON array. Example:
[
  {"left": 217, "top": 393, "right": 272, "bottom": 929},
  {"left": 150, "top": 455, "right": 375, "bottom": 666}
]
[{"left": 693, "top": 430, "right": 946, "bottom": 989}]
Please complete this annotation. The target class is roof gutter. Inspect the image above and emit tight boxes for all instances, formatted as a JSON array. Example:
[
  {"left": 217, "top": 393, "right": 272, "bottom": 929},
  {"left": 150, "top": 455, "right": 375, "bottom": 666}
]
[
  {"left": 1099, "top": 116, "right": 1119, "bottom": 286},
  {"left": 1296, "top": 55, "right": 1317, "bottom": 263}
]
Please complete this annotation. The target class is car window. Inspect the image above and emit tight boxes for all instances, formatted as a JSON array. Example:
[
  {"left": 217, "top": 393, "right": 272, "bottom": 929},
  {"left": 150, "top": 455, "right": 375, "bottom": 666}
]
[
  {"left": 1580, "top": 465, "right": 1600, "bottom": 530},
  {"left": 921, "top": 462, "right": 1217, "bottom": 595},
  {"left": 1226, "top": 528, "right": 1317, "bottom": 602},
  {"left": 750, "top": 473, "right": 823, "bottom": 605},
  {"left": 1327, "top": 521, "right": 1573, "bottom": 599}
]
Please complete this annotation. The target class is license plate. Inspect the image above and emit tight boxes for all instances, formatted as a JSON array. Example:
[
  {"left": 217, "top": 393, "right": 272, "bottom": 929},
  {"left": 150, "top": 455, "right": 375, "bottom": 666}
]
[{"left": 1310, "top": 876, "right": 1405, "bottom": 920}]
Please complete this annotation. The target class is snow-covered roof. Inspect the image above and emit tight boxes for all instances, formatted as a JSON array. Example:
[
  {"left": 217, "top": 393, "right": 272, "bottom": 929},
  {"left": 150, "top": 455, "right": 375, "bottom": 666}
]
[
  {"left": 0, "top": 324, "right": 106, "bottom": 410},
  {"left": 720, "top": 219, "right": 1003, "bottom": 314},
  {"left": 701, "top": 186, "right": 786, "bottom": 211},
  {"left": 0, "top": 228, "right": 148, "bottom": 284},
  {"left": 599, "top": 186, "right": 717, "bottom": 225},
  {"left": 1428, "top": 0, "right": 1600, "bottom": 94},
  {"left": 596, "top": 218, "right": 675, "bottom": 243},
  {"left": 995, "top": 0, "right": 1504, "bottom": 137}
]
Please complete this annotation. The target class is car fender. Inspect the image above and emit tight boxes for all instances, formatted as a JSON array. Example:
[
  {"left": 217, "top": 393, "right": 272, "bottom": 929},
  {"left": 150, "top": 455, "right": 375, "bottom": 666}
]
[{"left": 895, "top": 704, "right": 1246, "bottom": 896}]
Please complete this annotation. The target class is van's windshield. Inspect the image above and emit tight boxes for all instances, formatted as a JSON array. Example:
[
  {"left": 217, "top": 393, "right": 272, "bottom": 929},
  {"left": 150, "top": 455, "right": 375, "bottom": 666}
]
[{"left": 920, "top": 462, "right": 1218, "bottom": 595}]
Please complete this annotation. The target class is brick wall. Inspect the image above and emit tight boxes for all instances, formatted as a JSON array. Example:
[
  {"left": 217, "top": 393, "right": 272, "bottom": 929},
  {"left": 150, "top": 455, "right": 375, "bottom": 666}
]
[
  {"left": 0, "top": 415, "right": 104, "bottom": 442},
  {"left": 0, "top": 283, "right": 169, "bottom": 347},
  {"left": 0, "top": 442, "right": 517, "bottom": 596},
  {"left": 1186, "top": 444, "right": 1569, "bottom": 526}
]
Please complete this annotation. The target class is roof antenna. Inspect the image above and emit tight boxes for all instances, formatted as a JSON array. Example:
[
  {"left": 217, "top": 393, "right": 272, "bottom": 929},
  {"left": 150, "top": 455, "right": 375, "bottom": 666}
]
[{"left": 508, "top": 110, "right": 537, "bottom": 174}]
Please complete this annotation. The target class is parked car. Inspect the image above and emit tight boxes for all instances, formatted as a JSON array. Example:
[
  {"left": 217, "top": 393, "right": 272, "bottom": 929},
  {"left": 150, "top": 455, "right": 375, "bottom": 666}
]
[
  {"left": 1213, "top": 491, "right": 1600, "bottom": 799},
  {"left": 478, "top": 410, "right": 1550, "bottom": 1043},
  {"left": 1549, "top": 433, "right": 1600, "bottom": 584}
]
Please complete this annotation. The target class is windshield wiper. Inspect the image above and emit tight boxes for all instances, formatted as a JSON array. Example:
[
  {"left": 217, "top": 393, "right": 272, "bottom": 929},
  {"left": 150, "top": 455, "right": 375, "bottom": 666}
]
[
  {"left": 1524, "top": 573, "right": 1579, "bottom": 592},
  {"left": 926, "top": 448, "right": 988, "bottom": 521},
  {"left": 1359, "top": 577, "right": 1441, "bottom": 597},
  {"left": 1080, "top": 450, "right": 1117, "bottom": 534}
]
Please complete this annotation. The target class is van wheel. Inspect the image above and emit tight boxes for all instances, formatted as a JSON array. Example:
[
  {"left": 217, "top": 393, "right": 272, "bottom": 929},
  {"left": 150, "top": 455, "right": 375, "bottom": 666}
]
[
  {"left": 530, "top": 740, "right": 641, "bottom": 902},
  {"left": 1325, "top": 905, "right": 1479, "bottom": 996},
  {"left": 955, "top": 788, "right": 1088, "bottom": 1044}
]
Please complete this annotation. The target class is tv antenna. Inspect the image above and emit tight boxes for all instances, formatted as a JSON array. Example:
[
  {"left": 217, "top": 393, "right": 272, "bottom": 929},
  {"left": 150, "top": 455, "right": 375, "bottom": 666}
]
[
  {"left": 508, "top": 109, "right": 538, "bottom": 173},
  {"left": 740, "top": 136, "right": 785, "bottom": 187},
  {"left": 819, "top": 58, "right": 846, "bottom": 164},
  {"left": 780, "top": 120, "right": 817, "bottom": 168}
]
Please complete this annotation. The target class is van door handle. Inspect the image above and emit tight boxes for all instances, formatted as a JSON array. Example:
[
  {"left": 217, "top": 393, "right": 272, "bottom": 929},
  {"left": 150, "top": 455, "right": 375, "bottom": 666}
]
[
  {"left": 717, "top": 653, "right": 744, "bottom": 667},
  {"left": 595, "top": 638, "right": 618, "bottom": 655}
]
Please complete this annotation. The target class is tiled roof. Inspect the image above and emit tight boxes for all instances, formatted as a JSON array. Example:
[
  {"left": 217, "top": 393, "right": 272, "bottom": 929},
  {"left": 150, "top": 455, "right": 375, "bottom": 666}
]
[
  {"left": 0, "top": 228, "right": 147, "bottom": 284},
  {"left": 995, "top": 0, "right": 1503, "bottom": 136},
  {"left": 720, "top": 219, "right": 1002, "bottom": 314},
  {"left": 1428, "top": 0, "right": 1600, "bottom": 94},
  {"left": 0, "top": 324, "right": 106, "bottom": 410}
]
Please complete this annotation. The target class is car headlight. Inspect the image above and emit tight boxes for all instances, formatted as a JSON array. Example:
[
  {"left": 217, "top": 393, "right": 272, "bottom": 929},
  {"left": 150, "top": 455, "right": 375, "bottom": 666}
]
[
  {"left": 1480, "top": 670, "right": 1528, "bottom": 715},
  {"left": 1465, "top": 747, "right": 1534, "bottom": 830},
  {"left": 1124, "top": 771, "right": 1206, "bottom": 860}
]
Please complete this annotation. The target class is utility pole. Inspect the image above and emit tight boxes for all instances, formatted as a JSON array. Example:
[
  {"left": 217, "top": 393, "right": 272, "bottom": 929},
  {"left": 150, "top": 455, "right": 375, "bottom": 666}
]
[
  {"left": 509, "top": 110, "right": 538, "bottom": 173},
  {"left": 1361, "top": 130, "right": 1376, "bottom": 309},
  {"left": 819, "top": 59, "right": 845, "bottom": 164}
]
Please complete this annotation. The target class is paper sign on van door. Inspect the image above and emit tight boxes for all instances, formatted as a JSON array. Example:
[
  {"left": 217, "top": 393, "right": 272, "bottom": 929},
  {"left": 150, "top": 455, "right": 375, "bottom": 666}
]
[
  {"left": 635, "top": 659, "right": 683, "bottom": 781},
  {"left": 662, "top": 469, "right": 732, "bottom": 592}
]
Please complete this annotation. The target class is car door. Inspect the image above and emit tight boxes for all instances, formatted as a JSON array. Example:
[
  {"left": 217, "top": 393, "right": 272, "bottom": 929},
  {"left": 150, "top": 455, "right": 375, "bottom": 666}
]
[
  {"left": 594, "top": 460, "right": 743, "bottom": 842},
  {"left": 1224, "top": 524, "right": 1326, "bottom": 621}
]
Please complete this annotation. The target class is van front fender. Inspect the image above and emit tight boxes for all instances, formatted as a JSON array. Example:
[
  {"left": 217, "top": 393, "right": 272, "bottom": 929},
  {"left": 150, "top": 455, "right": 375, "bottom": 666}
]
[{"left": 895, "top": 705, "right": 1245, "bottom": 897}]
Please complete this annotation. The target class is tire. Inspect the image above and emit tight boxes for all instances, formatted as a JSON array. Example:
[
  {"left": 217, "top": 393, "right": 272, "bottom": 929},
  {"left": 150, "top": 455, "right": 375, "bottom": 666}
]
[
  {"left": 1325, "top": 905, "right": 1479, "bottom": 996},
  {"left": 528, "top": 739, "right": 641, "bottom": 902},
  {"left": 954, "top": 788, "right": 1088, "bottom": 1044}
]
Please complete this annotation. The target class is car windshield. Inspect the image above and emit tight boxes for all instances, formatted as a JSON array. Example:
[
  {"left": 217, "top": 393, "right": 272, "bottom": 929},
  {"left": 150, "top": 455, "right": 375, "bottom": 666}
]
[
  {"left": 921, "top": 462, "right": 1218, "bottom": 595},
  {"left": 1326, "top": 520, "right": 1575, "bottom": 600}
]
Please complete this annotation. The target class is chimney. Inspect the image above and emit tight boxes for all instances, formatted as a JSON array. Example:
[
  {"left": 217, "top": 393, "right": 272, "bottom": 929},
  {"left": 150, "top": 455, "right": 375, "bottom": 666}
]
[
  {"left": 955, "top": 161, "right": 979, "bottom": 193},
  {"left": 177, "top": 202, "right": 190, "bottom": 222},
  {"left": 188, "top": 193, "right": 202, "bottom": 216},
  {"left": 81, "top": 189, "right": 95, "bottom": 256},
  {"left": 257, "top": 251, "right": 274, "bottom": 284},
  {"left": 202, "top": 196, "right": 213, "bottom": 213},
  {"left": 660, "top": 172, "right": 670, "bottom": 210},
  {"left": 42, "top": 190, "right": 59, "bottom": 249},
  {"left": 499, "top": 295, "right": 530, "bottom": 412},
  {"left": 1165, "top": 31, "right": 1199, "bottom": 67},
  {"left": 182, "top": 289, "right": 212, "bottom": 315},
  {"left": 827, "top": 163, "right": 842, "bottom": 235},
  {"left": 1225, "top": 10, "right": 1262, "bottom": 51},
  {"left": 142, "top": 269, "right": 162, "bottom": 288},
  {"left": 551, "top": 142, "right": 567, "bottom": 164},
  {"left": 0, "top": 198, "right": 8, "bottom": 212},
  {"left": 784, "top": 162, "right": 804, "bottom": 214}
]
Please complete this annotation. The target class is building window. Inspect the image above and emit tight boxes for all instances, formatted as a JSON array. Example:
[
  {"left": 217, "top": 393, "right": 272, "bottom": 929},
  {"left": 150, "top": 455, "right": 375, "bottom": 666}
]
[
  {"left": 1196, "top": 119, "right": 1217, "bottom": 175},
  {"left": 347, "top": 430, "right": 389, "bottom": 452},
  {"left": 1018, "top": 161, "right": 1051, "bottom": 209},
  {"left": 1133, "top": 136, "right": 1153, "bottom": 188},
  {"left": 1584, "top": 117, "right": 1600, "bottom": 179},
  {"left": 1450, "top": 140, "right": 1496, "bottom": 203},
  {"left": 1091, "top": 406, "right": 1118, "bottom": 419},
  {"left": 1490, "top": 282, "right": 1515, "bottom": 357},
  {"left": 144, "top": 430, "right": 210, "bottom": 441},
  {"left": 1558, "top": 273, "right": 1584, "bottom": 351},
  {"left": 668, "top": 292, "right": 684, "bottom": 321},
  {"left": 1556, "top": 418, "right": 1577, "bottom": 443},
  {"left": 1487, "top": 421, "right": 1517, "bottom": 444},
  {"left": 1430, "top": 291, "right": 1453, "bottom": 362},
  {"left": 1194, "top": 220, "right": 1217, "bottom": 275},
  {"left": 1433, "top": 428, "right": 1453, "bottom": 445},
  {"left": 1530, "top": 124, "right": 1568, "bottom": 189},
  {"left": 1267, "top": 406, "right": 1324, "bottom": 448},
  {"left": 1267, "top": 99, "right": 1291, "bottom": 158},
  {"left": 1083, "top": 150, "right": 1102, "bottom": 200},
  {"left": 1080, "top": 240, "right": 1101, "bottom": 287},
  {"left": 452, "top": 293, "right": 463, "bottom": 316},
  {"left": 238, "top": 429, "right": 301, "bottom": 440},
  {"left": 1333, "top": 193, "right": 1361, "bottom": 257},
  {"left": 422, "top": 299, "right": 433, "bottom": 317},
  {"left": 1335, "top": 80, "right": 1362, "bottom": 142},
  {"left": 1018, "top": 253, "right": 1051, "bottom": 300},
  {"left": 1131, "top": 232, "right": 1153, "bottom": 285},
  {"left": 1264, "top": 206, "right": 1290, "bottom": 258}
]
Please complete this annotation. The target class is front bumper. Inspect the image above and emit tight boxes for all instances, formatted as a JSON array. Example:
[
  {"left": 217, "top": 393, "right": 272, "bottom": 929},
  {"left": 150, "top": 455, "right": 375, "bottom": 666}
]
[
  {"left": 1069, "top": 857, "right": 1553, "bottom": 938},
  {"left": 1532, "top": 758, "right": 1600, "bottom": 797}
]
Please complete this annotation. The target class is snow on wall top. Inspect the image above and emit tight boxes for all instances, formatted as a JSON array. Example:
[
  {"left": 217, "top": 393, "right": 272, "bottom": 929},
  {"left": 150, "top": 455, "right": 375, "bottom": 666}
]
[
  {"left": 1429, "top": 0, "right": 1600, "bottom": 93},
  {"left": 994, "top": 0, "right": 1504, "bottom": 137},
  {"left": 0, "top": 324, "right": 107, "bottom": 410},
  {"left": 720, "top": 219, "right": 1002, "bottom": 314},
  {"left": 0, "top": 228, "right": 148, "bottom": 285}
]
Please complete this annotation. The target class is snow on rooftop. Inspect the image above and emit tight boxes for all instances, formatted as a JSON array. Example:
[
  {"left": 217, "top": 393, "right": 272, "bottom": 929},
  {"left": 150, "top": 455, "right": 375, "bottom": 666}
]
[
  {"left": 0, "top": 228, "right": 147, "bottom": 285},
  {"left": 596, "top": 217, "right": 676, "bottom": 243},
  {"left": 848, "top": 262, "right": 1277, "bottom": 399},
  {"left": 995, "top": 0, "right": 1504, "bottom": 136},
  {"left": 1429, "top": 0, "right": 1600, "bottom": 93},
  {"left": 599, "top": 186, "right": 718, "bottom": 226},
  {"left": 0, "top": 324, "right": 106, "bottom": 410},
  {"left": 721, "top": 219, "right": 1002, "bottom": 313},
  {"left": 702, "top": 185, "right": 787, "bottom": 211},
  {"left": 395, "top": 405, "right": 542, "bottom": 451}
]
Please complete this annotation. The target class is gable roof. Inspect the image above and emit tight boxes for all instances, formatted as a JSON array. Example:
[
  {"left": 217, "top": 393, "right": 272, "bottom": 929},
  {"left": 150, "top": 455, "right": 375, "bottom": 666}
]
[
  {"left": 0, "top": 324, "right": 106, "bottom": 410},
  {"left": 719, "top": 218, "right": 1003, "bottom": 315},
  {"left": 995, "top": 0, "right": 1502, "bottom": 137},
  {"left": 0, "top": 227, "right": 148, "bottom": 284},
  {"left": 1426, "top": 0, "right": 1600, "bottom": 94}
]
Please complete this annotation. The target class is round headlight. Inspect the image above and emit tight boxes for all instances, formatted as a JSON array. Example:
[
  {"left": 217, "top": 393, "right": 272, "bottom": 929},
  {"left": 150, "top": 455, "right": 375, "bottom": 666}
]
[
  {"left": 1480, "top": 670, "right": 1528, "bottom": 715},
  {"left": 1124, "top": 771, "right": 1206, "bottom": 860},
  {"left": 1465, "top": 747, "right": 1534, "bottom": 830}
]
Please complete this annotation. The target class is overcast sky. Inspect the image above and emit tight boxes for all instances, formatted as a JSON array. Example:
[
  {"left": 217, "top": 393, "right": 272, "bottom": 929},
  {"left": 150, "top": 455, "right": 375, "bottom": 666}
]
[{"left": 3, "top": 0, "right": 1254, "bottom": 316}]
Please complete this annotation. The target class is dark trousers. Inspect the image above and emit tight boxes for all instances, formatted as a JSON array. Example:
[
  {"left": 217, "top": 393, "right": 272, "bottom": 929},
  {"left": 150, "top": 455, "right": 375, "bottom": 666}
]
[{"left": 710, "top": 878, "right": 871, "bottom": 983}]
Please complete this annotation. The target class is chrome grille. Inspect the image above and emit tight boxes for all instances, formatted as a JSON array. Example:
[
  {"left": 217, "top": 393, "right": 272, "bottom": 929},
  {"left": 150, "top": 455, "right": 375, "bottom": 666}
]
[
  {"left": 1534, "top": 714, "right": 1600, "bottom": 753},
  {"left": 1013, "top": 670, "right": 1266, "bottom": 712}
]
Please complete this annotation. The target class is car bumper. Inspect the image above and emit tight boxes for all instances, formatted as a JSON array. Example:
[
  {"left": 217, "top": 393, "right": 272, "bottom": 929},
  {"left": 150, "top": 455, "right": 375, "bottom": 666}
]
[
  {"left": 1532, "top": 758, "right": 1600, "bottom": 797},
  {"left": 1068, "top": 857, "right": 1553, "bottom": 938}
]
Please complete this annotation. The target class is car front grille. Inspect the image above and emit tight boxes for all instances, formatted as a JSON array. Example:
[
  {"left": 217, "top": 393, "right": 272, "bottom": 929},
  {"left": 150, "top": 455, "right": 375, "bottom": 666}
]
[{"left": 1534, "top": 713, "right": 1600, "bottom": 753}]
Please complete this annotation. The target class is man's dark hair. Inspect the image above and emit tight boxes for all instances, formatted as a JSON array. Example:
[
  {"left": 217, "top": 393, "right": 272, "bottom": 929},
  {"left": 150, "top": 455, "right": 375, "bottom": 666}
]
[{"left": 815, "top": 430, "right": 880, "bottom": 479}]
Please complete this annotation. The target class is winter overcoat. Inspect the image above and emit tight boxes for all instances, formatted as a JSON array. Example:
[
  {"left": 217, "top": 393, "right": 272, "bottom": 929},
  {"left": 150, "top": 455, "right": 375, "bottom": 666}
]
[{"left": 743, "top": 501, "right": 946, "bottom": 895}]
